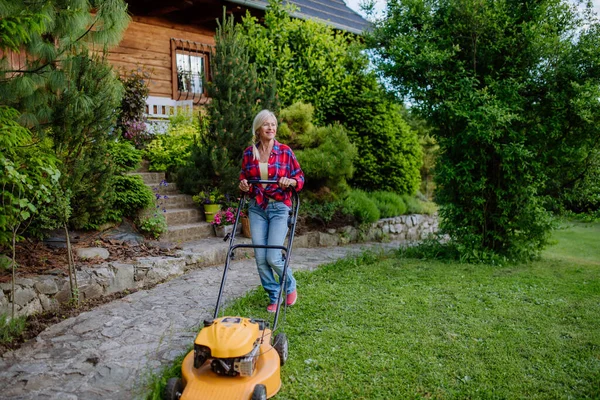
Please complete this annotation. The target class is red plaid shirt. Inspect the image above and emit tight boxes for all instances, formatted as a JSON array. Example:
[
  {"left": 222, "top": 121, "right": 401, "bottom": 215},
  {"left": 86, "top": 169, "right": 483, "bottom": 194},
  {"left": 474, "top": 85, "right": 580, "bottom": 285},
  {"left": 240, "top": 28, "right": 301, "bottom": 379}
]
[{"left": 240, "top": 140, "right": 305, "bottom": 209}]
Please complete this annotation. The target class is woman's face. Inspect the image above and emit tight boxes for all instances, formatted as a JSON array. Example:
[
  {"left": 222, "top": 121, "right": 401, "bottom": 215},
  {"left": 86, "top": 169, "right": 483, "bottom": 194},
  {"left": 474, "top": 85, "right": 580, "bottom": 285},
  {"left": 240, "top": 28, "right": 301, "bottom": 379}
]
[{"left": 257, "top": 117, "right": 277, "bottom": 141}]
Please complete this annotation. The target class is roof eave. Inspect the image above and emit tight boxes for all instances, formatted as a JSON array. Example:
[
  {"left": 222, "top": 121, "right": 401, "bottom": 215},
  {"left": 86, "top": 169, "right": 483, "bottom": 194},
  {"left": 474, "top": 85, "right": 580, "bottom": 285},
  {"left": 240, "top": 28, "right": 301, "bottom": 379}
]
[{"left": 226, "top": 0, "right": 366, "bottom": 34}]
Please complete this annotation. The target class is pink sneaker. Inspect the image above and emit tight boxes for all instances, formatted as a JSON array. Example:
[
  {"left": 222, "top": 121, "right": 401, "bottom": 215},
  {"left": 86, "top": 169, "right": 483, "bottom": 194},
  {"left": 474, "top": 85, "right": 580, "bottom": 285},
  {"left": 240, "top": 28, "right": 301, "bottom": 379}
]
[
  {"left": 266, "top": 303, "right": 277, "bottom": 313},
  {"left": 286, "top": 290, "right": 297, "bottom": 306}
]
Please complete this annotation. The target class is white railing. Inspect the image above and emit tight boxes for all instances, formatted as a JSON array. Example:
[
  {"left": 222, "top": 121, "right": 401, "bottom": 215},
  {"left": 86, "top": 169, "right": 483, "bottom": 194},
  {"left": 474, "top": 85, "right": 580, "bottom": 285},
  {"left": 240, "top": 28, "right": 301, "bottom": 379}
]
[{"left": 145, "top": 95, "right": 193, "bottom": 134}]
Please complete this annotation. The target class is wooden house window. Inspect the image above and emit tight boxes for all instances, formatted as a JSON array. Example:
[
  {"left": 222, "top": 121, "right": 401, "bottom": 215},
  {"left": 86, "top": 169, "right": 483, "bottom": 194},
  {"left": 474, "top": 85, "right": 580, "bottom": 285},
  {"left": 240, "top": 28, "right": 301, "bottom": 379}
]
[{"left": 171, "top": 38, "right": 212, "bottom": 103}]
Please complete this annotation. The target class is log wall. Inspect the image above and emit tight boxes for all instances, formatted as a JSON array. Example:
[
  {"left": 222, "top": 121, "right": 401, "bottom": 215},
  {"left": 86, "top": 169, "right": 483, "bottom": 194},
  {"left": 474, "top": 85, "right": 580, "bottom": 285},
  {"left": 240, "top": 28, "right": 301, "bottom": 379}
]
[{"left": 106, "top": 16, "right": 215, "bottom": 99}]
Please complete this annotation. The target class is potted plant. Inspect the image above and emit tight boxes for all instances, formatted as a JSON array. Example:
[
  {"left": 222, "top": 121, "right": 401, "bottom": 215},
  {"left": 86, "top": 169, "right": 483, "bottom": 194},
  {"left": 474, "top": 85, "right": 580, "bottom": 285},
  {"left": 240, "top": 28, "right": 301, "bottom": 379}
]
[
  {"left": 211, "top": 207, "right": 241, "bottom": 237},
  {"left": 240, "top": 206, "right": 251, "bottom": 238},
  {"left": 193, "top": 187, "right": 223, "bottom": 223}
]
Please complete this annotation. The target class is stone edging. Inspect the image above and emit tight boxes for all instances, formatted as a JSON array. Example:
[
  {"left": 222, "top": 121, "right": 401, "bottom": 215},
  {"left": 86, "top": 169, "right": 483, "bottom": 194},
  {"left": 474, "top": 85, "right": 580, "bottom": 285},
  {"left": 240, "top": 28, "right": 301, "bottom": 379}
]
[{"left": 0, "top": 214, "right": 438, "bottom": 318}]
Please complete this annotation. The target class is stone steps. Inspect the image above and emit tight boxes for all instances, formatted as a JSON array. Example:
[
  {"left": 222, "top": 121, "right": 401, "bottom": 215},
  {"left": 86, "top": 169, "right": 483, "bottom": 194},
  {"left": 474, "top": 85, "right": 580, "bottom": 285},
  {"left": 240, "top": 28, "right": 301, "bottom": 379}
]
[
  {"left": 160, "top": 194, "right": 196, "bottom": 209},
  {"left": 161, "top": 222, "right": 215, "bottom": 242},
  {"left": 164, "top": 208, "right": 203, "bottom": 225},
  {"left": 135, "top": 162, "right": 215, "bottom": 243}
]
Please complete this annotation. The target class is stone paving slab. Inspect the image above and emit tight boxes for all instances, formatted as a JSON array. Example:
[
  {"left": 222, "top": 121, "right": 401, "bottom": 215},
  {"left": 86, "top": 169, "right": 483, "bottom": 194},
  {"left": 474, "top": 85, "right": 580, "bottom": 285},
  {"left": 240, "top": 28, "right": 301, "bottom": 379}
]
[{"left": 0, "top": 240, "right": 402, "bottom": 400}]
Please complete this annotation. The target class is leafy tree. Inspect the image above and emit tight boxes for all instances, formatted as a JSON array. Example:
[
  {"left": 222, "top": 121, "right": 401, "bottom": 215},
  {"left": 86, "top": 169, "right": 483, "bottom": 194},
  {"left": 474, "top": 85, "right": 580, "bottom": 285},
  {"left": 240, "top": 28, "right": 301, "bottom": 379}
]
[
  {"left": 0, "top": 106, "right": 61, "bottom": 316},
  {"left": 369, "top": 0, "right": 600, "bottom": 260},
  {"left": 117, "top": 69, "right": 151, "bottom": 148},
  {"left": 241, "top": 0, "right": 355, "bottom": 125}
]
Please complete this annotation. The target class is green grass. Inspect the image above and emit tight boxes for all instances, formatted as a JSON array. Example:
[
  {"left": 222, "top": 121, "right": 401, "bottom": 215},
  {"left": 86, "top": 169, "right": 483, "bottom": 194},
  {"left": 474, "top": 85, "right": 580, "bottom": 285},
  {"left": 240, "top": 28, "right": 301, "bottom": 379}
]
[
  {"left": 146, "top": 223, "right": 600, "bottom": 399},
  {"left": 543, "top": 220, "right": 600, "bottom": 264}
]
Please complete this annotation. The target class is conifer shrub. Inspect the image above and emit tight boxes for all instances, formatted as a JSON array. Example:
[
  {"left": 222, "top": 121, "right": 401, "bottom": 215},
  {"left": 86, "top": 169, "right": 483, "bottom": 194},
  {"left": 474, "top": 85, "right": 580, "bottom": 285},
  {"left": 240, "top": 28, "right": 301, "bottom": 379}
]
[
  {"left": 278, "top": 102, "right": 357, "bottom": 198},
  {"left": 112, "top": 175, "right": 154, "bottom": 219},
  {"left": 371, "top": 191, "right": 407, "bottom": 218},
  {"left": 177, "top": 13, "right": 268, "bottom": 197},
  {"left": 48, "top": 52, "right": 123, "bottom": 230},
  {"left": 109, "top": 141, "right": 142, "bottom": 173},
  {"left": 343, "top": 190, "right": 380, "bottom": 224}
]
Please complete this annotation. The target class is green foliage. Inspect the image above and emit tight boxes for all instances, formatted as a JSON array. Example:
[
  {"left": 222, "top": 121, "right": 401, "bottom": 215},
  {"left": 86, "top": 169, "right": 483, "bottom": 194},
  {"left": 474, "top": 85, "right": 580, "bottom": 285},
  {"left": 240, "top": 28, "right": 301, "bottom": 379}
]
[
  {"left": 240, "top": 2, "right": 423, "bottom": 196},
  {"left": 112, "top": 175, "right": 154, "bottom": 219},
  {"left": 367, "top": 0, "right": 600, "bottom": 260},
  {"left": 401, "top": 194, "right": 437, "bottom": 216},
  {"left": 559, "top": 150, "right": 600, "bottom": 214},
  {"left": 0, "top": 313, "right": 26, "bottom": 344},
  {"left": 144, "top": 113, "right": 199, "bottom": 173},
  {"left": 241, "top": 0, "right": 356, "bottom": 125},
  {"left": 0, "top": 8, "right": 48, "bottom": 52},
  {"left": 137, "top": 211, "right": 168, "bottom": 240},
  {"left": 343, "top": 190, "right": 380, "bottom": 224},
  {"left": 0, "top": 1, "right": 130, "bottom": 233},
  {"left": 178, "top": 12, "right": 264, "bottom": 197},
  {"left": 0, "top": 0, "right": 130, "bottom": 127},
  {"left": 49, "top": 52, "right": 123, "bottom": 229},
  {"left": 108, "top": 141, "right": 142, "bottom": 174},
  {"left": 348, "top": 102, "right": 422, "bottom": 194},
  {"left": 279, "top": 102, "right": 357, "bottom": 197},
  {"left": 371, "top": 191, "right": 407, "bottom": 218},
  {"left": 117, "top": 69, "right": 151, "bottom": 147},
  {"left": 0, "top": 106, "right": 61, "bottom": 246},
  {"left": 300, "top": 199, "right": 345, "bottom": 226}
]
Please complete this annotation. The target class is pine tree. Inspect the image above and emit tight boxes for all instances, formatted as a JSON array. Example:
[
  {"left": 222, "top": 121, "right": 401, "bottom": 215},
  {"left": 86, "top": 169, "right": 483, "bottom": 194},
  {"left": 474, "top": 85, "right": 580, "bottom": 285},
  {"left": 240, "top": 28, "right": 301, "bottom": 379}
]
[
  {"left": 179, "top": 12, "right": 265, "bottom": 197},
  {"left": 0, "top": 1, "right": 130, "bottom": 229}
]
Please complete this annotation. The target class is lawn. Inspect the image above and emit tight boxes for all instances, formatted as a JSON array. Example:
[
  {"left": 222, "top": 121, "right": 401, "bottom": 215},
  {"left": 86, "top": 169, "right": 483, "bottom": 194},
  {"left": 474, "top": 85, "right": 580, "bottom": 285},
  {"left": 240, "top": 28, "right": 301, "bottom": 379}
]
[{"left": 148, "top": 222, "right": 600, "bottom": 399}]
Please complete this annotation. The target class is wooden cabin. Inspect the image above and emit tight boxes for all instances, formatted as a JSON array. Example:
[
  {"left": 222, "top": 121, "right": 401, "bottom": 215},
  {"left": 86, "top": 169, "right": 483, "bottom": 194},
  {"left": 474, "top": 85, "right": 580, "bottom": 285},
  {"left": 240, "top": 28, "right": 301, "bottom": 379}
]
[{"left": 110, "top": 0, "right": 368, "bottom": 130}]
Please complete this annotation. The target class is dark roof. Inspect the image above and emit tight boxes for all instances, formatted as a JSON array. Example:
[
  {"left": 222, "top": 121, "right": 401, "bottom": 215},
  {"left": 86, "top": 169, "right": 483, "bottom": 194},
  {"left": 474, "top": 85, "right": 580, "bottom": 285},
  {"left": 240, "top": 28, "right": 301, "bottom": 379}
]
[{"left": 226, "top": 0, "right": 369, "bottom": 34}]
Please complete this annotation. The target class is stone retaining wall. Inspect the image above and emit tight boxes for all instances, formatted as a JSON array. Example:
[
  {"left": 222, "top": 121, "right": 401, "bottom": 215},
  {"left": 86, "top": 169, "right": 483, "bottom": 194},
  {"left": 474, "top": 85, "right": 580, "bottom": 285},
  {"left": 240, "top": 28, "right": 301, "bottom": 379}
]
[{"left": 0, "top": 214, "right": 438, "bottom": 318}]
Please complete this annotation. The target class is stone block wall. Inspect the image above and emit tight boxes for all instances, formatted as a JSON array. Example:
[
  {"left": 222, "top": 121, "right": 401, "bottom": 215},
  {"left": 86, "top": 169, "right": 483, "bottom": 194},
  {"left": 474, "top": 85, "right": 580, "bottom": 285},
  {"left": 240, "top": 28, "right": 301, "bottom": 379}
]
[{"left": 0, "top": 213, "right": 438, "bottom": 319}]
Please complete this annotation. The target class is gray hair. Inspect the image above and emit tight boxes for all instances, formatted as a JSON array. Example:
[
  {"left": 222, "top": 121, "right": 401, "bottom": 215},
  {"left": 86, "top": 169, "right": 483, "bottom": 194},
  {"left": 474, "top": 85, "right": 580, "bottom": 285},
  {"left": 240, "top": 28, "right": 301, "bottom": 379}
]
[{"left": 251, "top": 110, "right": 278, "bottom": 160}]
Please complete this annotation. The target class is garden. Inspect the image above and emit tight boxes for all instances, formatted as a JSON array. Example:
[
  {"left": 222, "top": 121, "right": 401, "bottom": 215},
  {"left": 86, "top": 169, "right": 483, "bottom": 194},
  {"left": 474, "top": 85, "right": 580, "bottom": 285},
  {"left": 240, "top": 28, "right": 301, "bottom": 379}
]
[{"left": 1, "top": 0, "right": 600, "bottom": 397}]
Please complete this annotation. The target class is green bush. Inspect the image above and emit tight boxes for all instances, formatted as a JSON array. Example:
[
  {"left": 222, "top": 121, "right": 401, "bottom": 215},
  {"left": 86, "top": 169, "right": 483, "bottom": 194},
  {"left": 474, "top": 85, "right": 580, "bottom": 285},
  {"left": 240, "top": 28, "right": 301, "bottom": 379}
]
[
  {"left": 347, "top": 102, "right": 422, "bottom": 195},
  {"left": 117, "top": 69, "right": 151, "bottom": 147},
  {"left": 0, "top": 107, "right": 62, "bottom": 246},
  {"left": 112, "top": 175, "right": 154, "bottom": 218},
  {"left": 343, "top": 190, "right": 380, "bottom": 224},
  {"left": 300, "top": 199, "right": 345, "bottom": 226},
  {"left": 48, "top": 52, "right": 123, "bottom": 230},
  {"left": 371, "top": 191, "right": 407, "bottom": 218},
  {"left": 144, "top": 114, "right": 199, "bottom": 173},
  {"left": 279, "top": 102, "right": 357, "bottom": 198},
  {"left": 109, "top": 141, "right": 142, "bottom": 173},
  {"left": 137, "top": 211, "right": 168, "bottom": 240},
  {"left": 241, "top": 0, "right": 357, "bottom": 125},
  {"left": 401, "top": 194, "right": 437, "bottom": 215}
]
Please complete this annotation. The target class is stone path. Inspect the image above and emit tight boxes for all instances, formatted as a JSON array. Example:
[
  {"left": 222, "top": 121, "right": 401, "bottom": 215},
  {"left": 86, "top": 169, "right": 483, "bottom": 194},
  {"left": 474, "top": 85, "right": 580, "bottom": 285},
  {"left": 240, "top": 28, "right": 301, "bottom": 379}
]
[{"left": 0, "top": 239, "right": 403, "bottom": 399}]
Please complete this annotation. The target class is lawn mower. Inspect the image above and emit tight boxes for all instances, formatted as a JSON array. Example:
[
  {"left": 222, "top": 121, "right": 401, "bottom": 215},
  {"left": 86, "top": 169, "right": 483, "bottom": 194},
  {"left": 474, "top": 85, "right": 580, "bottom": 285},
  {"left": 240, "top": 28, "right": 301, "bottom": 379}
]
[{"left": 164, "top": 180, "right": 300, "bottom": 400}]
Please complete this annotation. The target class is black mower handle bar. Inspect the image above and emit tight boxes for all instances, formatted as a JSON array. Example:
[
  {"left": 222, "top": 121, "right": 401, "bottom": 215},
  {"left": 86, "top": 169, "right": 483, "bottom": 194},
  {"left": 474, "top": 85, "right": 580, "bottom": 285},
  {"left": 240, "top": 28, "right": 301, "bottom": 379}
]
[{"left": 247, "top": 179, "right": 279, "bottom": 185}]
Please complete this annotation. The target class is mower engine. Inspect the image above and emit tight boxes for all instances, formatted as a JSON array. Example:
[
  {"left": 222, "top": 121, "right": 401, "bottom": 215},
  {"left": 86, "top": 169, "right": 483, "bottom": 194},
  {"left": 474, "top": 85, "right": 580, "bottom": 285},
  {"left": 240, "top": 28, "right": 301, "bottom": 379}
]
[{"left": 193, "top": 317, "right": 267, "bottom": 377}]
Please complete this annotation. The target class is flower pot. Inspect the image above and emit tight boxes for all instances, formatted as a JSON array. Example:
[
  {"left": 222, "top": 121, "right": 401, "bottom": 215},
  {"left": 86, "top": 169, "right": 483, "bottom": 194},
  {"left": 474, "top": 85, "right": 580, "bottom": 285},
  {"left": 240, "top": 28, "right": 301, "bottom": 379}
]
[
  {"left": 203, "top": 204, "right": 220, "bottom": 223},
  {"left": 241, "top": 216, "right": 251, "bottom": 238},
  {"left": 214, "top": 224, "right": 241, "bottom": 238}
]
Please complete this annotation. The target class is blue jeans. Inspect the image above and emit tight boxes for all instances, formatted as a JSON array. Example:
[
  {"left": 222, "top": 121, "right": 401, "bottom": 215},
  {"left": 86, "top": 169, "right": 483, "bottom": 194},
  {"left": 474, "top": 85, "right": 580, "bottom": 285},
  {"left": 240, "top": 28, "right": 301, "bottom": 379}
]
[{"left": 248, "top": 199, "right": 296, "bottom": 304}]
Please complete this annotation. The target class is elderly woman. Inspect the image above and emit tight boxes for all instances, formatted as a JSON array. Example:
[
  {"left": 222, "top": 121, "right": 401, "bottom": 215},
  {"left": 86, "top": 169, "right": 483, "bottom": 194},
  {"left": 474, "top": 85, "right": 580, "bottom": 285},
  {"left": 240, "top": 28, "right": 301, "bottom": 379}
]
[{"left": 239, "top": 110, "right": 305, "bottom": 313}]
